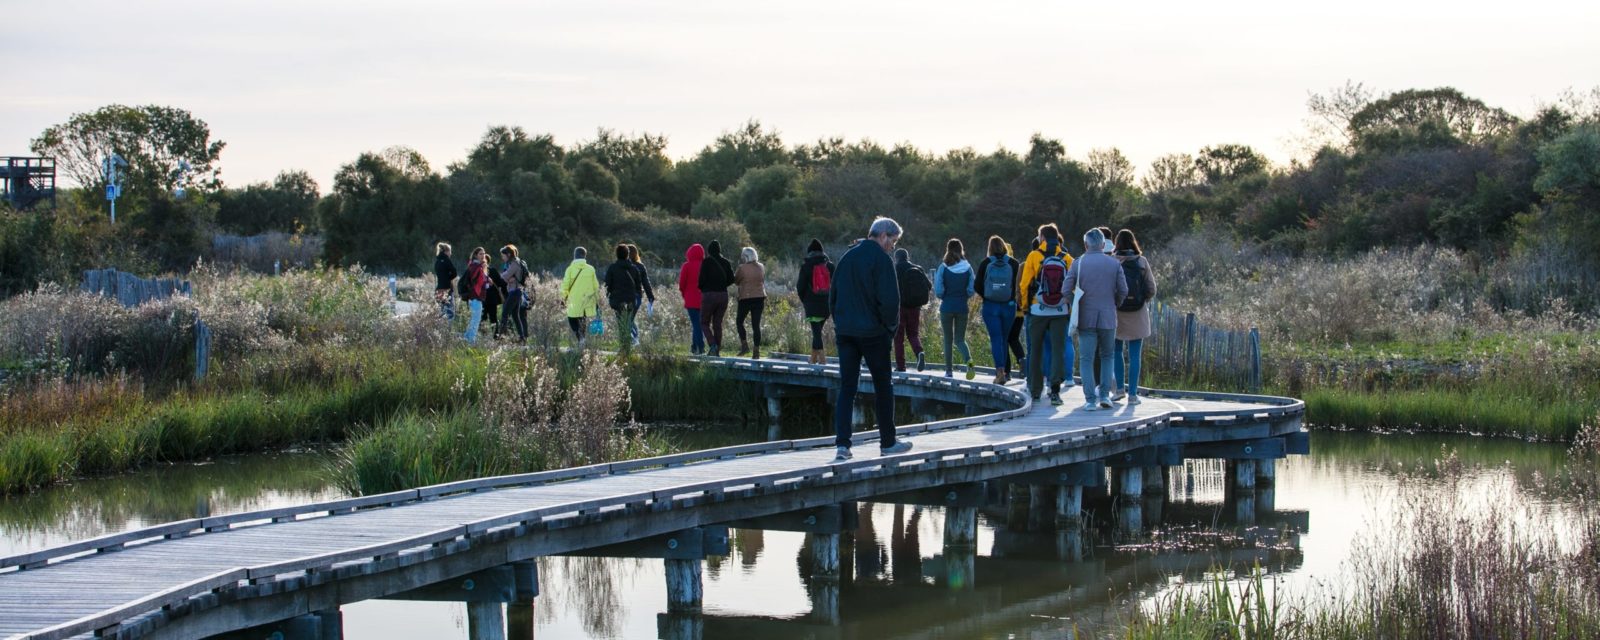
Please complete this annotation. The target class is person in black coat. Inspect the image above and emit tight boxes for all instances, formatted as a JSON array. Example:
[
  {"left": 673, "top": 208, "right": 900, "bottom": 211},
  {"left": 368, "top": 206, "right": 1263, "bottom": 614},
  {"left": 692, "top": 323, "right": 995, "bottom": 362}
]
[
  {"left": 433, "top": 242, "right": 457, "bottom": 319},
  {"left": 796, "top": 238, "right": 835, "bottom": 364},
  {"left": 603, "top": 244, "right": 642, "bottom": 352},
  {"left": 627, "top": 244, "right": 655, "bottom": 344},
  {"left": 484, "top": 264, "right": 507, "bottom": 339},
  {"left": 696, "top": 240, "right": 736, "bottom": 356}
]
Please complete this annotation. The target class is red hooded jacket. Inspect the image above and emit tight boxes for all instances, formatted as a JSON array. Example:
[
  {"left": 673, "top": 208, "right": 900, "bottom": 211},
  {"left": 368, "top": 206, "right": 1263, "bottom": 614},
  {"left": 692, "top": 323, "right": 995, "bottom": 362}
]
[{"left": 679, "top": 244, "right": 705, "bottom": 309}]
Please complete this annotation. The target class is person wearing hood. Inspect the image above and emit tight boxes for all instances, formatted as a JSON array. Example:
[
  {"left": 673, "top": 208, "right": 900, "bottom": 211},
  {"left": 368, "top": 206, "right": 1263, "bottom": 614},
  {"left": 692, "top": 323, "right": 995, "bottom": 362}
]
[
  {"left": 829, "top": 217, "right": 913, "bottom": 461},
  {"left": 933, "top": 238, "right": 976, "bottom": 379},
  {"left": 892, "top": 247, "right": 931, "bottom": 372},
  {"left": 1003, "top": 239, "right": 1026, "bottom": 376},
  {"left": 696, "top": 240, "right": 737, "bottom": 356},
  {"left": 1020, "top": 224, "right": 1075, "bottom": 406},
  {"left": 433, "top": 242, "right": 457, "bottom": 320},
  {"left": 796, "top": 239, "right": 835, "bottom": 365},
  {"left": 559, "top": 246, "right": 602, "bottom": 344},
  {"left": 604, "top": 244, "right": 642, "bottom": 353},
  {"left": 1111, "top": 229, "right": 1157, "bottom": 405},
  {"left": 679, "top": 244, "right": 706, "bottom": 355},
  {"left": 974, "top": 235, "right": 1021, "bottom": 385}
]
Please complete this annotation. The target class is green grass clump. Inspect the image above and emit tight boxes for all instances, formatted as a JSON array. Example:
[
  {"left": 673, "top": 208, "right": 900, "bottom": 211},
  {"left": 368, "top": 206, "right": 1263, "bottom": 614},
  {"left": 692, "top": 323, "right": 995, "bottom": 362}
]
[{"left": 1305, "top": 388, "right": 1593, "bottom": 441}]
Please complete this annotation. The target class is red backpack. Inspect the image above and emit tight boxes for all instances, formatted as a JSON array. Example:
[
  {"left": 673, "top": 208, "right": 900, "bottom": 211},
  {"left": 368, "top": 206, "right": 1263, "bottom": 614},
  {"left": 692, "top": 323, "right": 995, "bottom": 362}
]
[
  {"left": 810, "top": 262, "right": 831, "bottom": 294},
  {"left": 1032, "top": 254, "right": 1070, "bottom": 316}
]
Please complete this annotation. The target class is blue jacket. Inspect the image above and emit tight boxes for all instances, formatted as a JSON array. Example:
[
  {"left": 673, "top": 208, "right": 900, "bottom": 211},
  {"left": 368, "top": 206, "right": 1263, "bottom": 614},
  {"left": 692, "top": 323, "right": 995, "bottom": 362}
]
[
  {"left": 933, "top": 260, "right": 974, "bottom": 314},
  {"left": 828, "top": 239, "right": 900, "bottom": 338}
]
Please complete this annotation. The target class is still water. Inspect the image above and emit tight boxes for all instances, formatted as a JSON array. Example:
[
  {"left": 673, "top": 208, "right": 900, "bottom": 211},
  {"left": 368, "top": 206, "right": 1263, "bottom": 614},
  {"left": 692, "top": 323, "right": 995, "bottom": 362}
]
[{"left": 0, "top": 430, "right": 1583, "bottom": 638}]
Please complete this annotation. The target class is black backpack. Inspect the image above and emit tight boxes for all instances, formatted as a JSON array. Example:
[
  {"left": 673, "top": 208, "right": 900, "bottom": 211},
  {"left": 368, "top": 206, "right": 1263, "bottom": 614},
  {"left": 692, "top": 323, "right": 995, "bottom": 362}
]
[
  {"left": 1118, "top": 257, "right": 1148, "bottom": 312},
  {"left": 900, "top": 265, "right": 931, "bottom": 307}
]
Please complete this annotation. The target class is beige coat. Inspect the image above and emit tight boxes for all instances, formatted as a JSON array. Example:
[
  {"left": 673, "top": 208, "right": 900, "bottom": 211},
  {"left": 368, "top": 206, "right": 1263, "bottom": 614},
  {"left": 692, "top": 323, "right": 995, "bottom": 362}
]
[
  {"left": 734, "top": 262, "right": 767, "bottom": 300},
  {"left": 1115, "top": 253, "right": 1158, "bottom": 341}
]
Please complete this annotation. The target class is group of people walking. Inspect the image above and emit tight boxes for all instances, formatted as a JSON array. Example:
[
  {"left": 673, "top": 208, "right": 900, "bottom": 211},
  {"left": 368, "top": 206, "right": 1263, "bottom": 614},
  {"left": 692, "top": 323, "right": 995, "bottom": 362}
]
[{"left": 430, "top": 214, "right": 1158, "bottom": 464}]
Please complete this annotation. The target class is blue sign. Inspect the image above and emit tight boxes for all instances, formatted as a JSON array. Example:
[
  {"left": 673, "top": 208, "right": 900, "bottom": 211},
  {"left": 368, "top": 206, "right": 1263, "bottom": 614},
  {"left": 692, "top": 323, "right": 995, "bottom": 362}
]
[{"left": 105, "top": 184, "right": 119, "bottom": 201}]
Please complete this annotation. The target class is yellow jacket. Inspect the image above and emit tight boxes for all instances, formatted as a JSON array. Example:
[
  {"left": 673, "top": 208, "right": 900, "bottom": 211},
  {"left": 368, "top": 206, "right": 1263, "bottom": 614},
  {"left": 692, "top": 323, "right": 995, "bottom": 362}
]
[
  {"left": 559, "top": 258, "right": 601, "bottom": 318},
  {"left": 1018, "top": 240, "right": 1072, "bottom": 313}
]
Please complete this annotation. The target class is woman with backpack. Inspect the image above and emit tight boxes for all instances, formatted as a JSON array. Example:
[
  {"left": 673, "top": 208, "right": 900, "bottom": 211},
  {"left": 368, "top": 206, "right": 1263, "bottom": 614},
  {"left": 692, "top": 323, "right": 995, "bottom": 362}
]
[
  {"left": 679, "top": 244, "right": 706, "bottom": 355},
  {"left": 733, "top": 246, "right": 767, "bottom": 359},
  {"left": 1112, "top": 229, "right": 1158, "bottom": 405},
  {"left": 892, "top": 248, "right": 931, "bottom": 372},
  {"left": 696, "top": 240, "right": 736, "bottom": 356},
  {"left": 459, "top": 247, "right": 491, "bottom": 344},
  {"left": 933, "top": 238, "right": 976, "bottom": 379},
  {"left": 796, "top": 239, "right": 834, "bottom": 365},
  {"left": 499, "top": 244, "right": 530, "bottom": 343},
  {"left": 974, "top": 235, "right": 1021, "bottom": 385}
]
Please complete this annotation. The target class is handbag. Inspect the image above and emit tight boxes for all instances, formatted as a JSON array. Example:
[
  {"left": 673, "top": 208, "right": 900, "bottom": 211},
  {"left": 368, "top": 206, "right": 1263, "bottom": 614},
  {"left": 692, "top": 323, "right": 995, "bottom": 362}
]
[
  {"left": 588, "top": 306, "right": 604, "bottom": 336},
  {"left": 1065, "top": 265, "right": 1085, "bottom": 338}
]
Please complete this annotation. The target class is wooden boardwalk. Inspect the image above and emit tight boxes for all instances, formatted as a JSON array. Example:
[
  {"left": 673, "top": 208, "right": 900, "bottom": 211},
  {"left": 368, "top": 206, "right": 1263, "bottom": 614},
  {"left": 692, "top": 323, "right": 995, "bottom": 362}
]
[{"left": 0, "top": 354, "right": 1304, "bottom": 640}]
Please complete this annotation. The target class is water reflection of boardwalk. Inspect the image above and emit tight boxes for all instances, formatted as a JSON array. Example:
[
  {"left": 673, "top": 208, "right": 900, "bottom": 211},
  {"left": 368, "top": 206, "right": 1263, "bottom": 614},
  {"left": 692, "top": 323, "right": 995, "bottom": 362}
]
[{"left": 0, "top": 354, "right": 1304, "bottom": 640}]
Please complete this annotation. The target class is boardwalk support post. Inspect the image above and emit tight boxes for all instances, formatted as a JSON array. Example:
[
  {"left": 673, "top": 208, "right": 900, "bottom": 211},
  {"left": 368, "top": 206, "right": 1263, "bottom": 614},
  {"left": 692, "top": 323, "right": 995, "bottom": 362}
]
[
  {"left": 1118, "top": 466, "right": 1144, "bottom": 535},
  {"left": 466, "top": 602, "right": 505, "bottom": 640},
  {"left": 944, "top": 507, "right": 978, "bottom": 549},
  {"left": 665, "top": 559, "right": 704, "bottom": 614},
  {"left": 1255, "top": 458, "right": 1276, "bottom": 487},
  {"left": 1232, "top": 460, "right": 1258, "bottom": 491},
  {"left": 1056, "top": 484, "right": 1083, "bottom": 528},
  {"left": 1143, "top": 465, "right": 1166, "bottom": 496},
  {"left": 808, "top": 532, "right": 841, "bottom": 580}
]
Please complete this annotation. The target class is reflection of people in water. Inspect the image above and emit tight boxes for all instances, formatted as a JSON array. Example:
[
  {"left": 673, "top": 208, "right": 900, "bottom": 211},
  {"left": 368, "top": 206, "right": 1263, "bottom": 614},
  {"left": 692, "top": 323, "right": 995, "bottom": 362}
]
[
  {"left": 736, "top": 528, "right": 765, "bottom": 568},
  {"left": 853, "top": 502, "right": 888, "bottom": 581},
  {"left": 891, "top": 504, "right": 925, "bottom": 585}
]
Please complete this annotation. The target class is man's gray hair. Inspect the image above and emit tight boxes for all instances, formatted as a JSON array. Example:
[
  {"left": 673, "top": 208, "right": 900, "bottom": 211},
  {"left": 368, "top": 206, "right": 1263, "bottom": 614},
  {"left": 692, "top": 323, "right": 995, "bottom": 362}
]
[
  {"left": 868, "top": 216, "right": 903, "bottom": 239},
  {"left": 574, "top": 246, "right": 587, "bottom": 259},
  {"left": 1083, "top": 228, "right": 1106, "bottom": 253}
]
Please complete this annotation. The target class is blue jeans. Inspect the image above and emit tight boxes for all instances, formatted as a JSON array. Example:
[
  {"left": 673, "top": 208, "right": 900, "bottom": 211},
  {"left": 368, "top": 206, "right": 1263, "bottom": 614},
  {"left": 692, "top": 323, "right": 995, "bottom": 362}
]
[
  {"left": 980, "top": 302, "right": 1015, "bottom": 372},
  {"left": 1114, "top": 338, "right": 1143, "bottom": 397},
  {"left": 687, "top": 308, "right": 704, "bottom": 353},
  {"left": 834, "top": 333, "right": 896, "bottom": 449},
  {"left": 1077, "top": 327, "right": 1115, "bottom": 403},
  {"left": 464, "top": 299, "right": 483, "bottom": 344}
]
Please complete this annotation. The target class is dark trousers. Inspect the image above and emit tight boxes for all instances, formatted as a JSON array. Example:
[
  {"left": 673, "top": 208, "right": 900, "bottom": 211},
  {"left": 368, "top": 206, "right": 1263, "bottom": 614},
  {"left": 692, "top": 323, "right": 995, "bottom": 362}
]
[
  {"left": 612, "top": 301, "right": 637, "bottom": 351},
  {"left": 810, "top": 320, "right": 826, "bottom": 350},
  {"left": 501, "top": 289, "right": 528, "bottom": 341},
  {"left": 567, "top": 316, "right": 584, "bottom": 342},
  {"left": 893, "top": 307, "right": 923, "bottom": 369},
  {"left": 736, "top": 297, "right": 765, "bottom": 349},
  {"left": 834, "top": 333, "right": 896, "bottom": 449},
  {"left": 700, "top": 291, "right": 730, "bottom": 349},
  {"left": 1007, "top": 316, "right": 1026, "bottom": 373}
]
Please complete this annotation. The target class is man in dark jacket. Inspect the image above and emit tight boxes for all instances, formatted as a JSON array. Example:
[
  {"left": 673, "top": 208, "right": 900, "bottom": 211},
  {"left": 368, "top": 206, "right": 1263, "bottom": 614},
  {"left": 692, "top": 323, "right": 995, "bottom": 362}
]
[
  {"left": 829, "top": 217, "right": 914, "bottom": 461},
  {"left": 604, "top": 244, "right": 642, "bottom": 353},
  {"left": 696, "top": 240, "right": 736, "bottom": 356},
  {"left": 433, "top": 242, "right": 457, "bottom": 319}
]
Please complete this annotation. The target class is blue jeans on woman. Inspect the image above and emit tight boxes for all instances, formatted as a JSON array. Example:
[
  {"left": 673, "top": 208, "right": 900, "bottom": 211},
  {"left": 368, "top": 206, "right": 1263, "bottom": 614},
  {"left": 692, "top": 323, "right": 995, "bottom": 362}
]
[
  {"left": 463, "top": 299, "right": 484, "bottom": 344},
  {"left": 686, "top": 308, "right": 704, "bottom": 354},
  {"left": 980, "top": 301, "right": 1015, "bottom": 372},
  {"left": 1113, "top": 338, "right": 1143, "bottom": 397}
]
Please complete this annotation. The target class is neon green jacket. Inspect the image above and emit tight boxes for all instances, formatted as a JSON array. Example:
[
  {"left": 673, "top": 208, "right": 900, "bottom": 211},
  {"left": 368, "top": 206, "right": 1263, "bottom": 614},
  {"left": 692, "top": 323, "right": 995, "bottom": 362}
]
[{"left": 559, "top": 258, "right": 601, "bottom": 318}]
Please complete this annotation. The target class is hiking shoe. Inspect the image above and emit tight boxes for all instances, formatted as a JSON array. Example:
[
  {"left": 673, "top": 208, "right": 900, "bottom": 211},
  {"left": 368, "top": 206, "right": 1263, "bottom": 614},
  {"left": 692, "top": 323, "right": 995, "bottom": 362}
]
[
  {"left": 965, "top": 361, "right": 976, "bottom": 380},
  {"left": 1109, "top": 389, "right": 1127, "bottom": 402},
  {"left": 1081, "top": 402, "right": 1102, "bottom": 412},
  {"left": 1098, "top": 399, "right": 1114, "bottom": 409},
  {"left": 834, "top": 446, "right": 853, "bottom": 461},
  {"left": 880, "top": 440, "right": 914, "bottom": 455},
  {"left": 1049, "top": 393, "right": 1063, "bottom": 406},
  {"left": 916, "top": 352, "right": 926, "bottom": 372},
  {"left": 944, "top": 370, "right": 954, "bottom": 378},
  {"left": 1127, "top": 395, "right": 1142, "bottom": 405}
]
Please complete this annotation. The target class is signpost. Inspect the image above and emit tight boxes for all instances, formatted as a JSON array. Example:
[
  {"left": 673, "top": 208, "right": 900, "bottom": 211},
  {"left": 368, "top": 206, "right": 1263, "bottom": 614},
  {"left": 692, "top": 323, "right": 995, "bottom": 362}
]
[{"left": 102, "top": 154, "right": 127, "bottom": 224}]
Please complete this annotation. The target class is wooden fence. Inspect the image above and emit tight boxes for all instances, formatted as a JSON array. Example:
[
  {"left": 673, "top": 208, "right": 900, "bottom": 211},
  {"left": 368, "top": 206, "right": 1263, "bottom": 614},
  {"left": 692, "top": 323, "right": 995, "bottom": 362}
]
[
  {"left": 1143, "top": 299, "right": 1261, "bottom": 393},
  {"left": 80, "top": 269, "right": 211, "bottom": 381}
]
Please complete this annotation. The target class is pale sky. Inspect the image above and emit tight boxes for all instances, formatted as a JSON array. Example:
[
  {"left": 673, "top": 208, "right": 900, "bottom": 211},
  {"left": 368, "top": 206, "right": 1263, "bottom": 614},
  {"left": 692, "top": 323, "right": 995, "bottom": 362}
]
[{"left": 4, "top": 0, "right": 1597, "bottom": 191}]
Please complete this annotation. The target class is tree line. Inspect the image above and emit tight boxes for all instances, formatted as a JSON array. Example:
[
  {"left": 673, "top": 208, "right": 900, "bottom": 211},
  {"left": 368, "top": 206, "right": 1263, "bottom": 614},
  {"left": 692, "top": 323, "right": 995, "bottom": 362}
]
[{"left": 3, "top": 84, "right": 1598, "bottom": 292}]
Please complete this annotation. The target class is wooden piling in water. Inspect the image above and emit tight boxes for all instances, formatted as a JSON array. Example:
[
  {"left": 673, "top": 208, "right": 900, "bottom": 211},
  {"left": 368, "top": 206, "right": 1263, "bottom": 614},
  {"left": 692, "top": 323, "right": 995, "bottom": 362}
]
[{"left": 665, "top": 559, "right": 704, "bottom": 614}]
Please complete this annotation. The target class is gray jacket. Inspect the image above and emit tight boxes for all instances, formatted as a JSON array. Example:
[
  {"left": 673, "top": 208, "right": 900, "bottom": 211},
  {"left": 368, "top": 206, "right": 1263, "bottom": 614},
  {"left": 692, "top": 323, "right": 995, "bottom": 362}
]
[{"left": 1064, "top": 252, "right": 1128, "bottom": 331}]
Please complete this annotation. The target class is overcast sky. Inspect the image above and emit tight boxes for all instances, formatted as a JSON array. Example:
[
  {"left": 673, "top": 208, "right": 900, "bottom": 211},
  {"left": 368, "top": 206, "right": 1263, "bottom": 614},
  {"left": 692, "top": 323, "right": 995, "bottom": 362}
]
[{"left": 4, "top": 0, "right": 1597, "bottom": 191}]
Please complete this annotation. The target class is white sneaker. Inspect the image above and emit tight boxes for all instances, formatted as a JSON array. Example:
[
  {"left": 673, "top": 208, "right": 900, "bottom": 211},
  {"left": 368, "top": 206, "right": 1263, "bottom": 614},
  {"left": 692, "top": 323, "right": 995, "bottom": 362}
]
[
  {"left": 1062, "top": 380, "right": 1077, "bottom": 390},
  {"left": 834, "top": 446, "right": 853, "bottom": 461},
  {"left": 1081, "top": 402, "right": 1101, "bottom": 412},
  {"left": 880, "top": 440, "right": 914, "bottom": 455},
  {"left": 1109, "top": 389, "right": 1127, "bottom": 402},
  {"left": 1127, "top": 395, "right": 1142, "bottom": 405},
  {"left": 1098, "top": 399, "right": 1114, "bottom": 409}
]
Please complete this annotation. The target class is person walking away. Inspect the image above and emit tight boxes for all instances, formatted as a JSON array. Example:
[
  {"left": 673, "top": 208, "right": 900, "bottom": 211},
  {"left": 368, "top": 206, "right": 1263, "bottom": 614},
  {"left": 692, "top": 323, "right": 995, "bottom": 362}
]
[
  {"left": 604, "top": 244, "right": 642, "bottom": 353},
  {"left": 1020, "top": 225, "right": 1075, "bottom": 405},
  {"left": 974, "top": 235, "right": 1020, "bottom": 385},
  {"left": 680, "top": 244, "right": 706, "bottom": 355},
  {"left": 1003, "top": 239, "right": 1026, "bottom": 377},
  {"left": 830, "top": 217, "right": 914, "bottom": 461},
  {"left": 893, "top": 248, "right": 931, "bottom": 372},
  {"left": 483, "top": 257, "right": 505, "bottom": 339},
  {"left": 697, "top": 240, "right": 736, "bottom": 356},
  {"left": 1112, "top": 229, "right": 1157, "bottom": 405},
  {"left": 732, "top": 247, "right": 768, "bottom": 359},
  {"left": 627, "top": 244, "right": 655, "bottom": 346},
  {"left": 433, "top": 242, "right": 457, "bottom": 320},
  {"left": 1093, "top": 225, "right": 1117, "bottom": 392},
  {"left": 797, "top": 239, "right": 835, "bottom": 365},
  {"left": 559, "top": 246, "right": 601, "bottom": 345},
  {"left": 1065, "top": 228, "right": 1129, "bottom": 411},
  {"left": 933, "top": 238, "right": 976, "bottom": 379},
  {"left": 499, "top": 245, "right": 530, "bottom": 343},
  {"left": 459, "top": 247, "right": 490, "bottom": 344}
]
